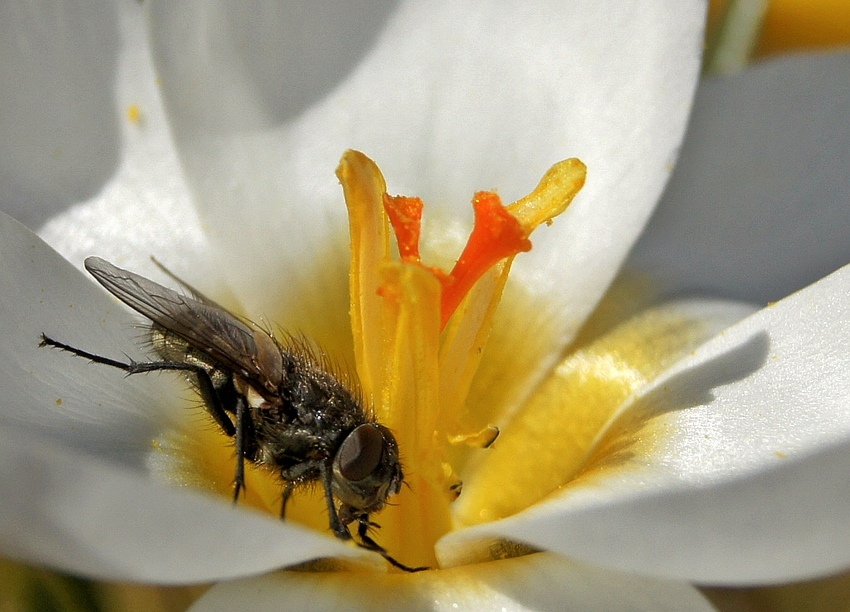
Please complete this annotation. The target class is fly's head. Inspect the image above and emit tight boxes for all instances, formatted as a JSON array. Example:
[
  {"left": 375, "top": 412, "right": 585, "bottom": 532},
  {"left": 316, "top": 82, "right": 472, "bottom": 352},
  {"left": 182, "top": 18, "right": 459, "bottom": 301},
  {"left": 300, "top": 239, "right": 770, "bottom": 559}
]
[{"left": 332, "top": 423, "right": 403, "bottom": 523}]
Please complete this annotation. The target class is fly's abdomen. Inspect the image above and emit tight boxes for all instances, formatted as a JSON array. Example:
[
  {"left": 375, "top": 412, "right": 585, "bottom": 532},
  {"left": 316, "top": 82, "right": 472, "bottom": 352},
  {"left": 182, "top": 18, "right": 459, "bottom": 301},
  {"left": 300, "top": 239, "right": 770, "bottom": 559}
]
[{"left": 150, "top": 324, "right": 231, "bottom": 391}]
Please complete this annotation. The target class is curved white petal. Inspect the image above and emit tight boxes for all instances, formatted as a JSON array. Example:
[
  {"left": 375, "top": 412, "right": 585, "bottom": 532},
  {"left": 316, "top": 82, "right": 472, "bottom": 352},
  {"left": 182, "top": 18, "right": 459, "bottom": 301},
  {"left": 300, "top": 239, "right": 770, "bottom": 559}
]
[
  {"left": 27, "top": 0, "right": 214, "bottom": 285},
  {"left": 0, "top": 210, "right": 177, "bottom": 464},
  {"left": 629, "top": 52, "right": 850, "bottom": 304},
  {"left": 193, "top": 552, "right": 713, "bottom": 611},
  {"left": 0, "top": 428, "right": 355, "bottom": 584},
  {"left": 443, "top": 263, "right": 850, "bottom": 585},
  {"left": 149, "top": 0, "right": 706, "bottom": 413}
]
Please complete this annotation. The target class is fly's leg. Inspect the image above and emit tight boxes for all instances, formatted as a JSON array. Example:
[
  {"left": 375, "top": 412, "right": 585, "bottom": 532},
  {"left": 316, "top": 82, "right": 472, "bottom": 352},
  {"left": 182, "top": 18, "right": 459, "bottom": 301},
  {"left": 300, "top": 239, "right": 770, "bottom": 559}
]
[
  {"left": 319, "top": 462, "right": 351, "bottom": 541},
  {"left": 40, "top": 333, "right": 250, "bottom": 502},
  {"left": 280, "top": 482, "right": 296, "bottom": 519},
  {"left": 40, "top": 334, "right": 236, "bottom": 437},
  {"left": 356, "top": 517, "right": 428, "bottom": 573},
  {"left": 232, "top": 394, "right": 248, "bottom": 502},
  {"left": 42, "top": 333, "right": 260, "bottom": 511},
  {"left": 317, "top": 460, "right": 427, "bottom": 572}
]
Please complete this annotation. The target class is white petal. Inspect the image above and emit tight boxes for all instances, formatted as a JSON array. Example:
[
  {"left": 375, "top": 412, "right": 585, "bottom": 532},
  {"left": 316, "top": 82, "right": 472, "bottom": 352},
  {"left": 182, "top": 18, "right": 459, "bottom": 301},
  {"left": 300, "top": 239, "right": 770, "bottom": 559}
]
[
  {"left": 444, "top": 264, "right": 850, "bottom": 585},
  {"left": 28, "top": 1, "right": 215, "bottom": 285},
  {"left": 0, "top": 210, "right": 177, "bottom": 464},
  {"left": 0, "top": 428, "right": 355, "bottom": 583},
  {"left": 149, "top": 0, "right": 706, "bottom": 408},
  {"left": 629, "top": 52, "right": 850, "bottom": 303},
  {"left": 193, "top": 552, "right": 713, "bottom": 612}
]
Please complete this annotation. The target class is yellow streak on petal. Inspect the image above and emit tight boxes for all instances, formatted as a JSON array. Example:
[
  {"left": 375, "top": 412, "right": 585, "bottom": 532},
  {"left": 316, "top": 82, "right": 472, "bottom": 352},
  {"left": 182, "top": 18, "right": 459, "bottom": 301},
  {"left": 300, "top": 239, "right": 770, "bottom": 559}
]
[
  {"left": 505, "top": 158, "right": 586, "bottom": 233},
  {"left": 455, "top": 304, "right": 719, "bottom": 526},
  {"left": 338, "top": 150, "right": 390, "bottom": 409}
]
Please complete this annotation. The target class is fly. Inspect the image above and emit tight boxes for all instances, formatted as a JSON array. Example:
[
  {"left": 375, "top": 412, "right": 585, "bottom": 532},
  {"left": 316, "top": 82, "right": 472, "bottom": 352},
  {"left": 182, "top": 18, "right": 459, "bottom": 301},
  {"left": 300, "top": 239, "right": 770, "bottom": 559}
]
[{"left": 40, "top": 256, "right": 424, "bottom": 572}]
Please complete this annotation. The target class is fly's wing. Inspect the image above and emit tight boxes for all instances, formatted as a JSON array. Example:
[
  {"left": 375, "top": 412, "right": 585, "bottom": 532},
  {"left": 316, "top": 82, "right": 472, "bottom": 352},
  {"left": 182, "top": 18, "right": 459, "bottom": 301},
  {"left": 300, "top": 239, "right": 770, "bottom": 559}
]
[
  {"left": 150, "top": 256, "right": 226, "bottom": 310},
  {"left": 84, "top": 257, "right": 281, "bottom": 389}
]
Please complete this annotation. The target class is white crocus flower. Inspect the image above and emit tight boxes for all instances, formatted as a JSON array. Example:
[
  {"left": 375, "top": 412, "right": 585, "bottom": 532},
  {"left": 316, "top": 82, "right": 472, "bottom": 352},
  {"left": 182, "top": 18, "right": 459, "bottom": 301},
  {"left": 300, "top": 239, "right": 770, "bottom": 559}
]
[{"left": 0, "top": 1, "right": 848, "bottom": 610}]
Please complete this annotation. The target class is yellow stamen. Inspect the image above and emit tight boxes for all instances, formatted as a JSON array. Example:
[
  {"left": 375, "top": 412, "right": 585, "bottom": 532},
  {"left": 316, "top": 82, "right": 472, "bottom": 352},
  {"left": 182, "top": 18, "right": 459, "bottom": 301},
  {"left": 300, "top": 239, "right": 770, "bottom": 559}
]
[
  {"left": 337, "top": 152, "right": 391, "bottom": 409},
  {"left": 374, "top": 263, "right": 445, "bottom": 568}
]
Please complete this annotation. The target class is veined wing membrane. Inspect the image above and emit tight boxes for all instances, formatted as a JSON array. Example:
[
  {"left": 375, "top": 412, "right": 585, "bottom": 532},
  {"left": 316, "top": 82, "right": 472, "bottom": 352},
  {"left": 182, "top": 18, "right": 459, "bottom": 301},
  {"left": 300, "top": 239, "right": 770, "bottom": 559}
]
[{"left": 84, "top": 257, "right": 277, "bottom": 388}]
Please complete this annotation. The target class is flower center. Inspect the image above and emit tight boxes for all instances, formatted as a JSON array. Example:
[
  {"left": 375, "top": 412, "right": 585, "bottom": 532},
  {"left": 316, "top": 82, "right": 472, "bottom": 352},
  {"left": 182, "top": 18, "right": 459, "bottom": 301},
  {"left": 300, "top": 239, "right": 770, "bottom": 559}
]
[
  {"left": 155, "top": 151, "right": 587, "bottom": 571},
  {"left": 338, "top": 151, "right": 586, "bottom": 568}
]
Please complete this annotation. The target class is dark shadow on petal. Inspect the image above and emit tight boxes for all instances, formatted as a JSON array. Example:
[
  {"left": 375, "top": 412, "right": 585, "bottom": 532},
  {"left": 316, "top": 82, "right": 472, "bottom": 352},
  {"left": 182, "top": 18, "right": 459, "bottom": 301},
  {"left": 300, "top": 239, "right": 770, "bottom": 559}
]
[
  {"left": 628, "top": 54, "right": 850, "bottom": 303},
  {"left": 0, "top": 2, "right": 121, "bottom": 229},
  {"left": 151, "top": 1, "right": 401, "bottom": 133},
  {"left": 633, "top": 330, "right": 770, "bottom": 418},
  {"left": 223, "top": 0, "right": 401, "bottom": 124}
]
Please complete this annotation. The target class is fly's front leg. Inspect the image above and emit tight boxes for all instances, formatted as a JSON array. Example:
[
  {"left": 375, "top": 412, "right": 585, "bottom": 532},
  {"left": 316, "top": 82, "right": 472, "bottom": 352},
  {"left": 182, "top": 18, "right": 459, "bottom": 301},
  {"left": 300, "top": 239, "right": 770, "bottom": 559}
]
[
  {"left": 280, "top": 482, "right": 296, "bottom": 519},
  {"left": 315, "top": 460, "right": 426, "bottom": 572},
  {"left": 319, "top": 462, "right": 351, "bottom": 541},
  {"left": 356, "top": 517, "right": 428, "bottom": 573}
]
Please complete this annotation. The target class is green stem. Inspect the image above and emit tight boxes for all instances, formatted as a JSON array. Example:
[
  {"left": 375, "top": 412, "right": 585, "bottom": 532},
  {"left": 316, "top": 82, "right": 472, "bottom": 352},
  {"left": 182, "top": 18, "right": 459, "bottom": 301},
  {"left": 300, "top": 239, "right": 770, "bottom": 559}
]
[{"left": 705, "top": 0, "right": 770, "bottom": 74}]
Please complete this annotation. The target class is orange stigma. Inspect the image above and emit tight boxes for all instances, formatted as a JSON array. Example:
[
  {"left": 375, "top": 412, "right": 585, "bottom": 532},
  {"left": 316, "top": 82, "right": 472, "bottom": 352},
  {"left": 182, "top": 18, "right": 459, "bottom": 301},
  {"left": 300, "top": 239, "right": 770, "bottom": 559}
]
[{"left": 384, "top": 191, "right": 533, "bottom": 329}]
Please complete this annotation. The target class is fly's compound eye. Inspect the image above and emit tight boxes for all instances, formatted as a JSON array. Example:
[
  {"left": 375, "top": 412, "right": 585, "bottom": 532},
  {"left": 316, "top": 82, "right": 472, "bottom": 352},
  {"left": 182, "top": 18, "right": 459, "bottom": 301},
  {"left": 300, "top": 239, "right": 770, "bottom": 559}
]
[{"left": 337, "top": 424, "right": 384, "bottom": 482}]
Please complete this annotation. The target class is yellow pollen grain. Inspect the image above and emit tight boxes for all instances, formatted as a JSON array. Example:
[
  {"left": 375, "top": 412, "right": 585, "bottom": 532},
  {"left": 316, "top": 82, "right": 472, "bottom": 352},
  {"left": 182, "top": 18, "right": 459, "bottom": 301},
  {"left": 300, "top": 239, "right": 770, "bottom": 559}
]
[{"left": 126, "top": 104, "right": 142, "bottom": 125}]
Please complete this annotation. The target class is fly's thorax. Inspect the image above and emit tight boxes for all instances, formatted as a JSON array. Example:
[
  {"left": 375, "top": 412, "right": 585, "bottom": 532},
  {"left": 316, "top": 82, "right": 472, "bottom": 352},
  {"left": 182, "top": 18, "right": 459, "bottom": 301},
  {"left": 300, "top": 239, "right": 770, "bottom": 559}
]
[
  {"left": 332, "top": 423, "right": 404, "bottom": 518},
  {"left": 276, "top": 348, "right": 366, "bottom": 431}
]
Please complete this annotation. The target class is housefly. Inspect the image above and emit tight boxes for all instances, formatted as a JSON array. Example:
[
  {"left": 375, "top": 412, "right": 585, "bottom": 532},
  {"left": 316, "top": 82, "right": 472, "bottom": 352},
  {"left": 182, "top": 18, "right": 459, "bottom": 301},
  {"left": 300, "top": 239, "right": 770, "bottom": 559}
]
[{"left": 40, "top": 256, "right": 424, "bottom": 572}]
